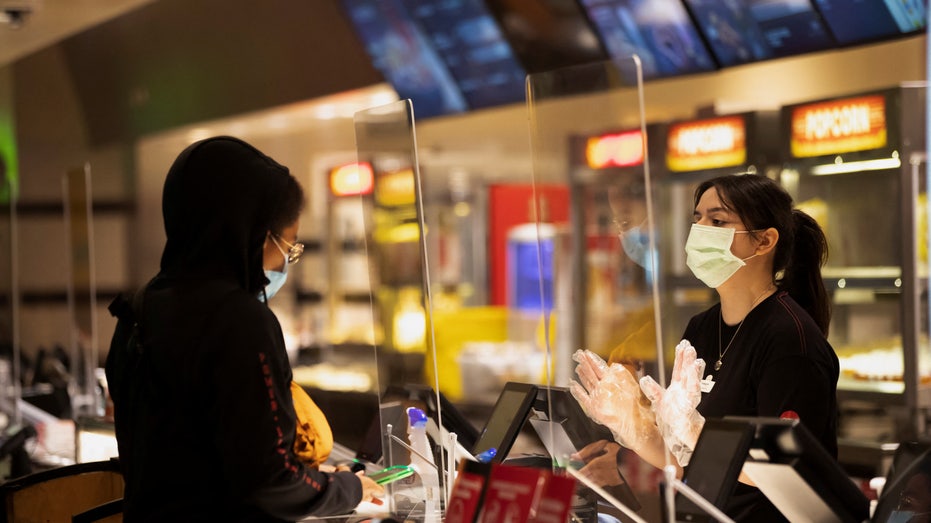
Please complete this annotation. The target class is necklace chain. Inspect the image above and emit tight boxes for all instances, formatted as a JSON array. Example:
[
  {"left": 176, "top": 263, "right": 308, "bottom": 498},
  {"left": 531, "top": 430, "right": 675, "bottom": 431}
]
[{"left": 715, "top": 286, "right": 776, "bottom": 371}]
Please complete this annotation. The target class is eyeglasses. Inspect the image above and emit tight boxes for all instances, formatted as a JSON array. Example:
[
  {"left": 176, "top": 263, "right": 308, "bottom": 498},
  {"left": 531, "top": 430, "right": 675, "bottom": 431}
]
[
  {"left": 271, "top": 234, "right": 304, "bottom": 265},
  {"left": 612, "top": 219, "right": 629, "bottom": 232}
]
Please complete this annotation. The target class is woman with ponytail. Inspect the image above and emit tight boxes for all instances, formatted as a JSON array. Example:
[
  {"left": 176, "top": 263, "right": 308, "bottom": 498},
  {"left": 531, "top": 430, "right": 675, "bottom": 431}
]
[
  {"left": 676, "top": 173, "right": 838, "bottom": 521},
  {"left": 571, "top": 173, "right": 838, "bottom": 522}
]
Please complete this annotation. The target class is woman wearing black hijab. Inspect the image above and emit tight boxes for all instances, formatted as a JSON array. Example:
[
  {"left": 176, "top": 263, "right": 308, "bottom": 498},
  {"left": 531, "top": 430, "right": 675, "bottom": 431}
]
[{"left": 106, "top": 136, "right": 381, "bottom": 521}]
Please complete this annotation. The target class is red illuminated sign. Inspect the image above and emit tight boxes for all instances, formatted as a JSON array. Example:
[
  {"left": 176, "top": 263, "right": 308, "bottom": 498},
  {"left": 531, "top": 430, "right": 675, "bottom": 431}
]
[
  {"left": 666, "top": 115, "right": 746, "bottom": 172},
  {"left": 790, "top": 95, "right": 887, "bottom": 158},
  {"left": 329, "top": 162, "right": 373, "bottom": 196},
  {"left": 585, "top": 130, "right": 644, "bottom": 169}
]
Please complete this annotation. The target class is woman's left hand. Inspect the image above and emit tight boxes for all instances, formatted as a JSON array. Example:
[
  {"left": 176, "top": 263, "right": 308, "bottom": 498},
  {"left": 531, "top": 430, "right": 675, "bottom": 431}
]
[{"left": 639, "top": 340, "right": 706, "bottom": 467}]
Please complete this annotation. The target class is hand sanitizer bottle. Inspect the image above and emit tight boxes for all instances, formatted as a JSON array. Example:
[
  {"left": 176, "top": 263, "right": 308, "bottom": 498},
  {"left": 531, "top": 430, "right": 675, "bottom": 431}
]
[{"left": 407, "top": 407, "right": 440, "bottom": 521}]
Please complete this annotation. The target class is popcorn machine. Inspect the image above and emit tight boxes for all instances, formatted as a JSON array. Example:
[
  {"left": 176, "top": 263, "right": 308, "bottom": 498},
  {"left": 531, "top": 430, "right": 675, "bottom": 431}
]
[{"left": 777, "top": 85, "right": 928, "bottom": 440}]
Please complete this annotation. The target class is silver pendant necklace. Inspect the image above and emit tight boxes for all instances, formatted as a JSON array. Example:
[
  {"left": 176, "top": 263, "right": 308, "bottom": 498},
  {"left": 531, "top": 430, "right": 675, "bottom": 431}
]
[
  {"left": 716, "top": 286, "right": 775, "bottom": 371},
  {"left": 716, "top": 317, "right": 743, "bottom": 371}
]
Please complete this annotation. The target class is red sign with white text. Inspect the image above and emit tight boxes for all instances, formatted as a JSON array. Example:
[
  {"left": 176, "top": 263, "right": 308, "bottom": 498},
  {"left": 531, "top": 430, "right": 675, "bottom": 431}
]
[{"left": 586, "top": 130, "right": 644, "bottom": 169}]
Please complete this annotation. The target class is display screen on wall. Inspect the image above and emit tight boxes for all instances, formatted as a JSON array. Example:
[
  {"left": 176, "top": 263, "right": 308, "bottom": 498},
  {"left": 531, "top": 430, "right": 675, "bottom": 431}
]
[
  {"left": 484, "top": 0, "right": 610, "bottom": 74},
  {"left": 684, "top": 0, "right": 836, "bottom": 66},
  {"left": 579, "top": 0, "right": 717, "bottom": 79},
  {"left": 399, "top": 0, "right": 527, "bottom": 110},
  {"left": 340, "top": 0, "right": 468, "bottom": 119},
  {"left": 812, "top": 0, "right": 927, "bottom": 44}
]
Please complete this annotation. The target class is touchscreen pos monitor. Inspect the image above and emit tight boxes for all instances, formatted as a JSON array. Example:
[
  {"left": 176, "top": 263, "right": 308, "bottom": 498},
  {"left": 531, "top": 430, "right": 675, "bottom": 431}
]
[
  {"left": 471, "top": 382, "right": 539, "bottom": 463},
  {"left": 531, "top": 386, "right": 641, "bottom": 512},
  {"left": 530, "top": 386, "right": 615, "bottom": 451},
  {"left": 674, "top": 418, "right": 756, "bottom": 522},
  {"left": 737, "top": 417, "right": 870, "bottom": 523},
  {"left": 869, "top": 441, "right": 931, "bottom": 523},
  {"left": 355, "top": 401, "right": 406, "bottom": 465}
]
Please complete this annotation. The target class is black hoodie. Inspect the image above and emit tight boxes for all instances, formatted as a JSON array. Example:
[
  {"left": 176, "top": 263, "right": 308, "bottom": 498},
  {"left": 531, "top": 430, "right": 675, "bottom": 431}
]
[{"left": 106, "top": 137, "right": 361, "bottom": 522}]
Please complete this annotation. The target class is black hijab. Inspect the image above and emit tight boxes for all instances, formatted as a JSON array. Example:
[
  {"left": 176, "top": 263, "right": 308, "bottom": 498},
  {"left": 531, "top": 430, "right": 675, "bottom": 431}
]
[{"left": 159, "top": 136, "right": 292, "bottom": 294}]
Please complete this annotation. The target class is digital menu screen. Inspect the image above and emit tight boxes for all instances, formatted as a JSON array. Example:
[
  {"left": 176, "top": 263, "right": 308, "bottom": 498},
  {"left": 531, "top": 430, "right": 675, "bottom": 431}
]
[
  {"left": 485, "top": 0, "right": 610, "bottom": 74},
  {"left": 684, "top": 0, "right": 835, "bottom": 66},
  {"left": 579, "top": 0, "right": 717, "bottom": 79},
  {"left": 812, "top": 0, "right": 926, "bottom": 44},
  {"left": 747, "top": 0, "right": 836, "bottom": 56},
  {"left": 682, "top": 0, "right": 773, "bottom": 65},
  {"left": 400, "top": 0, "right": 527, "bottom": 110},
  {"left": 883, "top": 0, "right": 928, "bottom": 32},
  {"left": 340, "top": 0, "right": 468, "bottom": 119}
]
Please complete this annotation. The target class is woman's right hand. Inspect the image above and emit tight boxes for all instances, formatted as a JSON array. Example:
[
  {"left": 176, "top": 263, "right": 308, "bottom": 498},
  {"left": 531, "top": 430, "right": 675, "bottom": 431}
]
[
  {"left": 569, "top": 350, "right": 660, "bottom": 453},
  {"left": 573, "top": 439, "right": 625, "bottom": 487}
]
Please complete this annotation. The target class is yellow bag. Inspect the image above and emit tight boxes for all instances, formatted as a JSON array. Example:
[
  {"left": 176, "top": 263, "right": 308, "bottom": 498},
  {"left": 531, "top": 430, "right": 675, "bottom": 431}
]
[{"left": 290, "top": 381, "right": 333, "bottom": 468}]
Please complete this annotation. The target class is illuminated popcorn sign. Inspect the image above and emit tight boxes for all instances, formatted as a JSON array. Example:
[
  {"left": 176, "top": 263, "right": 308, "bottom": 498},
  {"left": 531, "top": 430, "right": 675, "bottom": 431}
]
[
  {"left": 585, "top": 130, "right": 644, "bottom": 169},
  {"left": 790, "top": 94, "right": 887, "bottom": 158},
  {"left": 666, "top": 115, "right": 746, "bottom": 172}
]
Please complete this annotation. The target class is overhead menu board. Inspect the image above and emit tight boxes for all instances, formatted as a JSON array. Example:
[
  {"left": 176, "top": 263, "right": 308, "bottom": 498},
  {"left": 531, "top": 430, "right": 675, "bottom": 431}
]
[
  {"left": 812, "top": 0, "right": 926, "bottom": 44},
  {"left": 400, "top": 0, "right": 528, "bottom": 110},
  {"left": 484, "top": 0, "right": 610, "bottom": 74},
  {"left": 340, "top": 0, "right": 468, "bottom": 118},
  {"left": 683, "top": 0, "right": 836, "bottom": 66},
  {"left": 578, "top": 0, "right": 717, "bottom": 79}
]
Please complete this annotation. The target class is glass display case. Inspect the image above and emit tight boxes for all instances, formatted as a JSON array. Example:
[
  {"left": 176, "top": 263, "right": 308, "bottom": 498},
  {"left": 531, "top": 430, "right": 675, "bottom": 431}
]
[{"left": 777, "top": 85, "right": 928, "bottom": 438}]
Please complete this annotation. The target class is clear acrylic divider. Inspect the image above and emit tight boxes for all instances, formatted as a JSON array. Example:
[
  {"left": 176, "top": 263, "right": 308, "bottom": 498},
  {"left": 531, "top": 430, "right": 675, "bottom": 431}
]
[
  {"left": 63, "top": 165, "right": 100, "bottom": 419},
  {"left": 353, "top": 100, "right": 443, "bottom": 522},
  {"left": 526, "top": 56, "right": 716, "bottom": 522},
  {"left": 1, "top": 165, "right": 17, "bottom": 427}
]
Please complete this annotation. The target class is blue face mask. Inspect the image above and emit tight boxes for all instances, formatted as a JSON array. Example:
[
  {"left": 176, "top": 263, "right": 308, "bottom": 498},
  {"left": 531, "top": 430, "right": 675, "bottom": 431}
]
[
  {"left": 889, "top": 510, "right": 931, "bottom": 523},
  {"left": 260, "top": 247, "right": 289, "bottom": 302},
  {"left": 620, "top": 225, "right": 653, "bottom": 270}
]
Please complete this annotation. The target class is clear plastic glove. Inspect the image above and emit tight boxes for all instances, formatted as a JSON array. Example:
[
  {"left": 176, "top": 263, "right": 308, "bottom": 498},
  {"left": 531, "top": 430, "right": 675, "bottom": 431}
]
[
  {"left": 569, "top": 350, "right": 660, "bottom": 453},
  {"left": 639, "top": 340, "right": 706, "bottom": 467}
]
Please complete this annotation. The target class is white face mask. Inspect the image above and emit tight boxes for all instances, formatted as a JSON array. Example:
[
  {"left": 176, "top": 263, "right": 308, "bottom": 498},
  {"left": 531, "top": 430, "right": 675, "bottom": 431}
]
[{"left": 685, "top": 224, "right": 756, "bottom": 288}]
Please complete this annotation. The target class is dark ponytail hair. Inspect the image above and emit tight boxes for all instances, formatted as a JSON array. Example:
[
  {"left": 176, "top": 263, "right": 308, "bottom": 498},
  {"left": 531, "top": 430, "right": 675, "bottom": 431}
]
[
  {"left": 783, "top": 210, "right": 830, "bottom": 335},
  {"left": 694, "top": 174, "right": 831, "bottom": 335}
]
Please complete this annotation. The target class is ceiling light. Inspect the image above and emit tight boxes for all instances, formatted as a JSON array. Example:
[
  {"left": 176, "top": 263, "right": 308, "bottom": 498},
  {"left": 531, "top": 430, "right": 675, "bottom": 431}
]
[
  {"left": 810, "top": 157, "right": 901, "bottom": 175},
  {"left": 0, "top": 7, "right": 30, "bottom": 29}
]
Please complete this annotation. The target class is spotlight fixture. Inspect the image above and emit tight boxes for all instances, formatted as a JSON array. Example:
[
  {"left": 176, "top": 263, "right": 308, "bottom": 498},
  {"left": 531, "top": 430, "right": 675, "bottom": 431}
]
[{"left": 0, "top": 7, "right": 31, "bottom": 29}]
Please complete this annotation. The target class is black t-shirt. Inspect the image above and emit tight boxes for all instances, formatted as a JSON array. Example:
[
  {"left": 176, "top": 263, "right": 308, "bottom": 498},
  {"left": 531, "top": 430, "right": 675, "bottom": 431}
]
[{"left": 682, "top": 291, "right": 839, "bottom": 522}]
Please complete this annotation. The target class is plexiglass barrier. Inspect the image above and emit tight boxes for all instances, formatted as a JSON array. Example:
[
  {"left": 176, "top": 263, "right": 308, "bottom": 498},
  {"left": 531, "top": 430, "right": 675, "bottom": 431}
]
[
  {"left": 353, "top": 100, "right": 445, "bottom": 521},
  {"left": 0, "top": 168, "right": 16, "bottom": 427},
  {"left": 526, "top": 56, "right": 731, "bottom": 523},
  {"left": 63, "top": 165, "right": 100, "bottom": 418},
  {"left": 352, "top": 63, "right": 730, "bottom": 522}
]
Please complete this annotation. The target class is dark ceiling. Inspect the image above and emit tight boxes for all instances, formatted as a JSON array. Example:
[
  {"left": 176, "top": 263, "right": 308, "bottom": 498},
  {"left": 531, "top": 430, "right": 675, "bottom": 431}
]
[{"left": 49, "top": 0, "right": 384, "bottom": 145}]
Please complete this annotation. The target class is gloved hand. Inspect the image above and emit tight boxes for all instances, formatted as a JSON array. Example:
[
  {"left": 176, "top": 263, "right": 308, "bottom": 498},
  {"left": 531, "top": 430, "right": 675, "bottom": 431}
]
[
  {"left": 639, "top": 340, "right": 706, "bottom": 467},
  {"left": 569, "top": 350, "right": 660, "bottom": 453}
]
